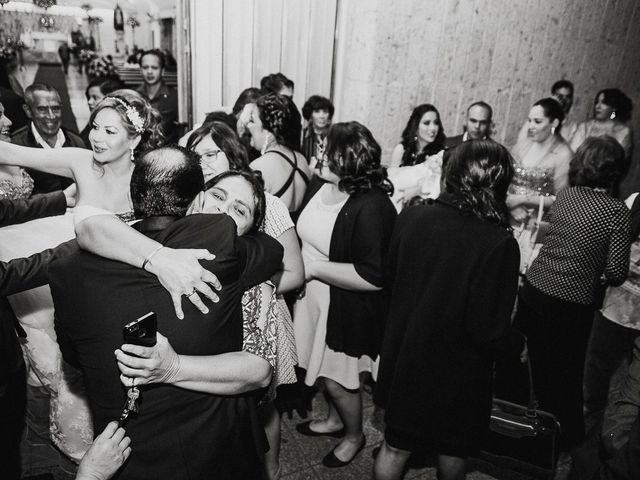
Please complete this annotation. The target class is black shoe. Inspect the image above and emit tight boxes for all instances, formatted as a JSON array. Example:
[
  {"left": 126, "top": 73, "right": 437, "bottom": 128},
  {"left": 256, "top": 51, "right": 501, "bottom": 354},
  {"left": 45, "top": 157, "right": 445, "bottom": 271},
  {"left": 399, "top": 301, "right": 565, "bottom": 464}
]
[
  {"left": 321, "top": 436, "right": 366, "bottom": 468},
  {"left": 296, "top": 420, "right": 345, "bottom": 438}
]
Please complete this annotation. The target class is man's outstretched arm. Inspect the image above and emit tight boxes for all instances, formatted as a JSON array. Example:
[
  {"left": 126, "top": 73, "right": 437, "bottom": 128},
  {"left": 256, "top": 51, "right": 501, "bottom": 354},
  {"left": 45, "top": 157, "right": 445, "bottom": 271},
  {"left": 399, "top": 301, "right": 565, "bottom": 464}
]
[{"left": 0, "top": 186, "right": 73, "bottom": 228}]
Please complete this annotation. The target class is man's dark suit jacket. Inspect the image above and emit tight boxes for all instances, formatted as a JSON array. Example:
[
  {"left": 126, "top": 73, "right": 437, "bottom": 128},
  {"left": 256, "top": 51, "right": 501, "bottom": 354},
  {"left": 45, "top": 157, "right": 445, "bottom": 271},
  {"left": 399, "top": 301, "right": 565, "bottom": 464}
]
[
  {"left": 50, "top": 213, "right": 283, "bottom": 480},
  {"left": 0, "top": 86, "right": 28, "bottom": 134},
  {"left": 0, "top": 191, "right": 69, "bottom": 480},
  {"left": 11, "top": 124, "right": 86, "bottom": 194},
  {"left": 444, "top": 133, "right": 464, "bottom": 149}
]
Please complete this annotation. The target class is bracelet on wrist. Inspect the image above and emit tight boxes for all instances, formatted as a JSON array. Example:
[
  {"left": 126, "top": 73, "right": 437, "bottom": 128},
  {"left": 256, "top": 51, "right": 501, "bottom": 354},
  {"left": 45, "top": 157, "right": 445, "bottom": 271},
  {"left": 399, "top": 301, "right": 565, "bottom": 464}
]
[{"left": 142, "top": 245, "right": 164, "bottom": 270}]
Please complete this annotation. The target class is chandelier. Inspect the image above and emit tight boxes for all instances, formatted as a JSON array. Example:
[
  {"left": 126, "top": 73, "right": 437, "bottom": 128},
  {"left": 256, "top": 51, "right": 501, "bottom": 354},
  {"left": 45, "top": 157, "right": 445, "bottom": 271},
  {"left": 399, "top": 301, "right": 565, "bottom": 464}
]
[
  {"left": 126, "top": 16, "right": 140, "bottom": 29},
  {"left": 39, "top": 15, "right": 55, "bottom": 29},
  {"left": 33, "top": 0, "right": 56, "bottom": 9}
]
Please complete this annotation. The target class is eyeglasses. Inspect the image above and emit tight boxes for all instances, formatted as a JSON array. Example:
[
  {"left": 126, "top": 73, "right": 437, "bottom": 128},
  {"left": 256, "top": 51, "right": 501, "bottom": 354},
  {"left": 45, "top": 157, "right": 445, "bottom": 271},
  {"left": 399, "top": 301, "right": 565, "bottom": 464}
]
[{"left": 200, "top": 149, "right": 223, "bottom": 165}]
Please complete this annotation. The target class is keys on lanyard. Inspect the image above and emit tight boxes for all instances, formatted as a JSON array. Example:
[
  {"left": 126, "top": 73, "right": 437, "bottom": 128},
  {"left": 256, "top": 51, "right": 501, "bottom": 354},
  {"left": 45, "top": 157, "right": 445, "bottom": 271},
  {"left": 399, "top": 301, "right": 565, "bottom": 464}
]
[{"left": 118, "top": 385, "right": 140, "bottom": 427}]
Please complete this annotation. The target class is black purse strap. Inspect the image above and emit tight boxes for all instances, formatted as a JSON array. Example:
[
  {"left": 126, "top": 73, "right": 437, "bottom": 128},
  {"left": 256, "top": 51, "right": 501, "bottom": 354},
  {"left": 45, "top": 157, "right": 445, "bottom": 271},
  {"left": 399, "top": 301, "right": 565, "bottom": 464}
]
[{"left": 525, "top": 356, "right": 539, "bottom": 415}]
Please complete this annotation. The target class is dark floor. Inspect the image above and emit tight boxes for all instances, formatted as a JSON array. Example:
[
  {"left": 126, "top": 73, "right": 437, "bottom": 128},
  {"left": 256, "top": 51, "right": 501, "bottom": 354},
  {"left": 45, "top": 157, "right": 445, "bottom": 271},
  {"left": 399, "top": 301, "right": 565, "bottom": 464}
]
[{"left": 21, "top": 387, "right": 501, "bottom": 480}]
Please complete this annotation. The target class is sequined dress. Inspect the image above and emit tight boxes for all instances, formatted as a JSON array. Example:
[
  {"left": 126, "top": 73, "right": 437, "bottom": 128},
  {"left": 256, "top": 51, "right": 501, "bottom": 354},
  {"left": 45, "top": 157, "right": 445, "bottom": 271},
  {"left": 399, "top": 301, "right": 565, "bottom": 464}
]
[
  {"left": 0, "top": 168, "right": 34, "bottom": 200},
  {"left": 509, "top": 158, "right": 555, "bottom": 197}
]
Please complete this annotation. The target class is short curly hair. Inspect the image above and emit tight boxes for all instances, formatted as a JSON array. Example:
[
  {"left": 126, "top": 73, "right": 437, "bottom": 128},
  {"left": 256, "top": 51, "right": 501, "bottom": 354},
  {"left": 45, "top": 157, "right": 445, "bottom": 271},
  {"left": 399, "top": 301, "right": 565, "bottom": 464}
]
[
  {"left": 569, "top": 136, "right": 626, "bottom": 190},
  {"left": 301, "top": 95, "right": 334, "bottom": 121},
  {"left": 256, "top": 93, "right": 301, "bottom": 151},
  {"left": 595, "top": 88, "right": 632, "bottom": 123},
  {"left": 323, "top": 121, "right": 393, "bottom": 196}
]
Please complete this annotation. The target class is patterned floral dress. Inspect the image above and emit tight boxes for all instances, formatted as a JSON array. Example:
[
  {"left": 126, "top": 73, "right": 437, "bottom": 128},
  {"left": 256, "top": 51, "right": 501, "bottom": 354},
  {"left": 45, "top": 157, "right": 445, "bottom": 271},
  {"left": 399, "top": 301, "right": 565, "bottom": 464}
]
[{"left": 241, "top": 193, "right": 298, "bottom": 399}]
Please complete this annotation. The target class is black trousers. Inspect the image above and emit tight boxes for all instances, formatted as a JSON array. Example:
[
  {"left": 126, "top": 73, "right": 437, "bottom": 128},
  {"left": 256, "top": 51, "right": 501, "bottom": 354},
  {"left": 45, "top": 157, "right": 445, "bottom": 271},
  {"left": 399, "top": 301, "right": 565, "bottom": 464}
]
[
  {"left": 0, "top": 362, "right": 26, "bottom": 480},
  {"left": 495, "top": 283, "right": 593, "bottom": 451},
  {"left": 583, "top": 312, "right": 640, "bottom": 433}
]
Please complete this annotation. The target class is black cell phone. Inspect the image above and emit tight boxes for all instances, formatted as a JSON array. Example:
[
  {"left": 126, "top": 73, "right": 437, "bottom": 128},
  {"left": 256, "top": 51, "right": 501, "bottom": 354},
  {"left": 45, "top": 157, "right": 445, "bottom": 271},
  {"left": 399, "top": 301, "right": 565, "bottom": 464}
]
[{"left": 123, "top": 312, "right": 157, "bottom": 347}]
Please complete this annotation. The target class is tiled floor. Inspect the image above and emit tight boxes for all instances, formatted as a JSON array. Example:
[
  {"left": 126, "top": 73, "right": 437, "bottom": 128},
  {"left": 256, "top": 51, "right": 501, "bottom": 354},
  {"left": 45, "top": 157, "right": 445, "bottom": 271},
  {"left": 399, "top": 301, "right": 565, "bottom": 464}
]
[{"left": 279, "top": 390, "right": 500, "bottom": 480}]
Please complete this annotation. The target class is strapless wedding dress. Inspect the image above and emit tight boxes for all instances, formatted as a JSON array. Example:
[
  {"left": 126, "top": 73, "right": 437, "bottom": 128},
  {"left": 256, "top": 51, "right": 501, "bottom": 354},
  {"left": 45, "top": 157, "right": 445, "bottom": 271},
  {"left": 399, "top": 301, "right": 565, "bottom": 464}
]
[{"left": 0, "top": 212, "right": 91, "bottom": 462}]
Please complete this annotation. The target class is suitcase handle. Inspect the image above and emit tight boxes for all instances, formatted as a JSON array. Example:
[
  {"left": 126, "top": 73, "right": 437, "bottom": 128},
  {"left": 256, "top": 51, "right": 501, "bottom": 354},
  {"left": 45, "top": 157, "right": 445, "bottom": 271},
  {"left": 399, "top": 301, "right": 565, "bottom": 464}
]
[{"left": 525, "top": 356, "right": 539, "bottom": 415}]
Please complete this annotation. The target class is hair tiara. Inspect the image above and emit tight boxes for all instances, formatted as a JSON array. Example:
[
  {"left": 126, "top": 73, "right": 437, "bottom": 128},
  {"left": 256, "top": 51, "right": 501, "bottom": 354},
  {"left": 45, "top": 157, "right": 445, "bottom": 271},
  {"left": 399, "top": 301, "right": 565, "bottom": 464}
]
[{"left": 110, "top": 97, "right": 145, "bottom": 134}]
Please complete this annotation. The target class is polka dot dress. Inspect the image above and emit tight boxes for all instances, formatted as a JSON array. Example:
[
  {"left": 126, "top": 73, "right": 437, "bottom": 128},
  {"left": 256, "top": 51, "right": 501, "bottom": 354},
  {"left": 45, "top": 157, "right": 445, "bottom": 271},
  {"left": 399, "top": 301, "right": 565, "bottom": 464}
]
[{"left": 527, "top": 186, "right": 631, "bottom": 305}]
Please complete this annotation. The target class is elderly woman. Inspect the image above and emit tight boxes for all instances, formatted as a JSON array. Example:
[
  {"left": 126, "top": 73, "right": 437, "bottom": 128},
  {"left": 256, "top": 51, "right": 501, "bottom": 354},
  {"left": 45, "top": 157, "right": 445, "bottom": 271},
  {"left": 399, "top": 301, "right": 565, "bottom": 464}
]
[
  {"left": 301, "top": 95, "right": 334, "bottom": 165},
  {"left": 571, "top": 88, "right": 633, "bottom": 161},
  {"left": 374, "top": 140, "right": 527, "bottom": 480},
  {"left": 247, "top": 93, "right": 310, "bottom": 212},
  {"left": 293, "top": 121, "right": 396, "bottom": 467},
  {"left": 387, "top": 104, "right": 446, "bottom": 210},
  {"left": 500, "top": 136, "right": 631, "bottom": 451}
]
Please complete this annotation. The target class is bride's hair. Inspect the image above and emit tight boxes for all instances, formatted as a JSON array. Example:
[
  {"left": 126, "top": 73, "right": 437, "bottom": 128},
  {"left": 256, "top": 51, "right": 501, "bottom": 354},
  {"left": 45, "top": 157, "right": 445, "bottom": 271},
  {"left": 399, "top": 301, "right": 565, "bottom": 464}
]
[{"left": 88, "top": 89, "right": 164, "bottom": 156}]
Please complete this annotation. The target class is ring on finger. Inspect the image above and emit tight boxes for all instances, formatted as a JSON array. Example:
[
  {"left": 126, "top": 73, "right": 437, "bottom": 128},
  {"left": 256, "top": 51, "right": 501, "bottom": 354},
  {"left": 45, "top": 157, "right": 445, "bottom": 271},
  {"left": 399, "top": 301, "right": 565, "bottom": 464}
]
[{"left": 185, "top": 288, "right": 197, "bottom": 298}]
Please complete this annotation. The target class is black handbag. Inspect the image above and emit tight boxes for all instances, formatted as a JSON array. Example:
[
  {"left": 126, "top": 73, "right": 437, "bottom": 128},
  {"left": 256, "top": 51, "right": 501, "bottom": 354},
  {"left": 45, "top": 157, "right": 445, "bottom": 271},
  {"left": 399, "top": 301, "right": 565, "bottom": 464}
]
[{"left": 479, "top": 358, "right": 561, "bottom": 480}]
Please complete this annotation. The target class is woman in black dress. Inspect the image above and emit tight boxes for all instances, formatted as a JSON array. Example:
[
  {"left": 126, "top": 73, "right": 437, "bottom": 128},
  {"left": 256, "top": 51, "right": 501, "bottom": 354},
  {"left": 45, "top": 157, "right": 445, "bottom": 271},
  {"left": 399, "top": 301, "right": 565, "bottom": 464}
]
[{"left": 374, "top": 140, "right": 527, "bottom": 480}]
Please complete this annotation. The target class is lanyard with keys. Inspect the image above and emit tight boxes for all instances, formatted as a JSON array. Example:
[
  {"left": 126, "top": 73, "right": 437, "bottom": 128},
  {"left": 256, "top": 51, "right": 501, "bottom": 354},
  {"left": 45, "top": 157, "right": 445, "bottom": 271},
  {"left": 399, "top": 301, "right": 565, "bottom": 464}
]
[{"left": 118, "top": 382, "right": 141, "bottom": 427}]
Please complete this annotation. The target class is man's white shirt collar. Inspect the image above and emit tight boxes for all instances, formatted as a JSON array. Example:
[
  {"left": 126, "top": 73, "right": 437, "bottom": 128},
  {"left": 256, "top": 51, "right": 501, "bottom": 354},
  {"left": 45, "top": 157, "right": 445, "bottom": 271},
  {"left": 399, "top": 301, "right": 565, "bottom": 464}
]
[{"left": 31, "top": 122, "right": 65, "bottom": 149}]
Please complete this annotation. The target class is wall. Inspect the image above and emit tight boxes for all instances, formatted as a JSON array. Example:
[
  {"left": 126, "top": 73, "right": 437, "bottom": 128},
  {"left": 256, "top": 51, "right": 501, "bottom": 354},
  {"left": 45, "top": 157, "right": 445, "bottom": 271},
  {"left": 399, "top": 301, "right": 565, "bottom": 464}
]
[
  {"left": 186, "top": 0, "right": 337, "bottom": 124},
  {"left": 332, "top": 0, "right": 640, "bottom": 171}
]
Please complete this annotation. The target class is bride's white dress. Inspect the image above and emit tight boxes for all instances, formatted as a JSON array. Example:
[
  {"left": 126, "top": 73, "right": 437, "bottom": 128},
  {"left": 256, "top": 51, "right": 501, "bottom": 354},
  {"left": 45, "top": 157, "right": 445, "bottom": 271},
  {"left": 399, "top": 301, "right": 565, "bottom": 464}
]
[{"left": 0, "top": 212, "right": 93, "bottom": 462}]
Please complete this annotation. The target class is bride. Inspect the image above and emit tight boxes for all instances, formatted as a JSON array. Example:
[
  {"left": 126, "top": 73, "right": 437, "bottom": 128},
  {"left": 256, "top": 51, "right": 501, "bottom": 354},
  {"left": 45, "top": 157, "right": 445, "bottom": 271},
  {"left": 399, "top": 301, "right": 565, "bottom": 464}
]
[{"left": 0, "top": 90, "right": 164, "bottom": 461}]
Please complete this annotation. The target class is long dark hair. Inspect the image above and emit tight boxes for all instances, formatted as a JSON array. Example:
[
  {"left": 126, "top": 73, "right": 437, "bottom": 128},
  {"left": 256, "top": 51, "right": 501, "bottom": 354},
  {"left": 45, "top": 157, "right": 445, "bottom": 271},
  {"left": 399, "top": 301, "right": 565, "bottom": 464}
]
[
  {"left": 186, "top": 121, "right": 249, "bottom": 171},
  {"left": 443, "top": 139, "right": 513, "bottom": 229},
  {"left": 400, "top": 104, "right": 445, "bottom": 166},
  {"left": 595, "top": 88, "right": 632, "bottom": 123},
  {"left": 324, "top": 121, "right": 393, "bottom": 196}
]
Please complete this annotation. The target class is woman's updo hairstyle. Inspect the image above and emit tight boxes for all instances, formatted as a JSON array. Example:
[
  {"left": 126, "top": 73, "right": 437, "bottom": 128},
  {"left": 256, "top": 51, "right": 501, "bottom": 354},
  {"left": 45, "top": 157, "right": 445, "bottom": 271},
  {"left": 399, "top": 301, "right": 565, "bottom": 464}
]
[
  {"left": 89, "top": 89, "right": 163, "bottom": 155},
  {"left": 256, "top": 93, "right": 300, "bottom": 151},
  {"left": 400, "top": 103, "right": 446, "bottom": 166},
  {"left": 596, "top": 88, "right": 632, "bottom": 123},
  {"left": 324, "top": 121, "right": 393, "bottom": 196},
  {"left": 443, "top": 139, "right": 513, "bottom": 229},
  {"left": 533, "top": 97, "right": 565, "bottom": 136}
]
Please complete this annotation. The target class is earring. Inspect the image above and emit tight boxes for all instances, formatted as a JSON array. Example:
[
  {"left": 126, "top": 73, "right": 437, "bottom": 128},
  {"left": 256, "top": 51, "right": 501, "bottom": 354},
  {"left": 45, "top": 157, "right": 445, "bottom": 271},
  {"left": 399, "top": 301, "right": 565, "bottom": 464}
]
[
  {"left": 551, "top": 126, "right": 556, "bottom": 136},
  {"left": 130, "top": 148, "right": 135, "bottom": 161},
  {"left": 610, "top": 111, "right": 617, "bottom": 120}
]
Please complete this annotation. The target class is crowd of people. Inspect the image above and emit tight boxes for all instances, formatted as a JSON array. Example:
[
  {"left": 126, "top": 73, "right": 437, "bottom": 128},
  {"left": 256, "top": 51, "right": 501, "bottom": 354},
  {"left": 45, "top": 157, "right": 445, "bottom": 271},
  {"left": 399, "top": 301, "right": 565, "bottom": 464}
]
[{"left": 0, "top": 45, "right": 639, "bottom": 480}]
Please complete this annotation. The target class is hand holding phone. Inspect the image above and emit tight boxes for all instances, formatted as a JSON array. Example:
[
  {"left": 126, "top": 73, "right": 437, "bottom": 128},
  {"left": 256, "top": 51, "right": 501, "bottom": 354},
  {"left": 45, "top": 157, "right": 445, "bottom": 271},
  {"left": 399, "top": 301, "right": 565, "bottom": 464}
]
[{"left": 123, "top": 312, "right": 157, "bottom": 347}]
